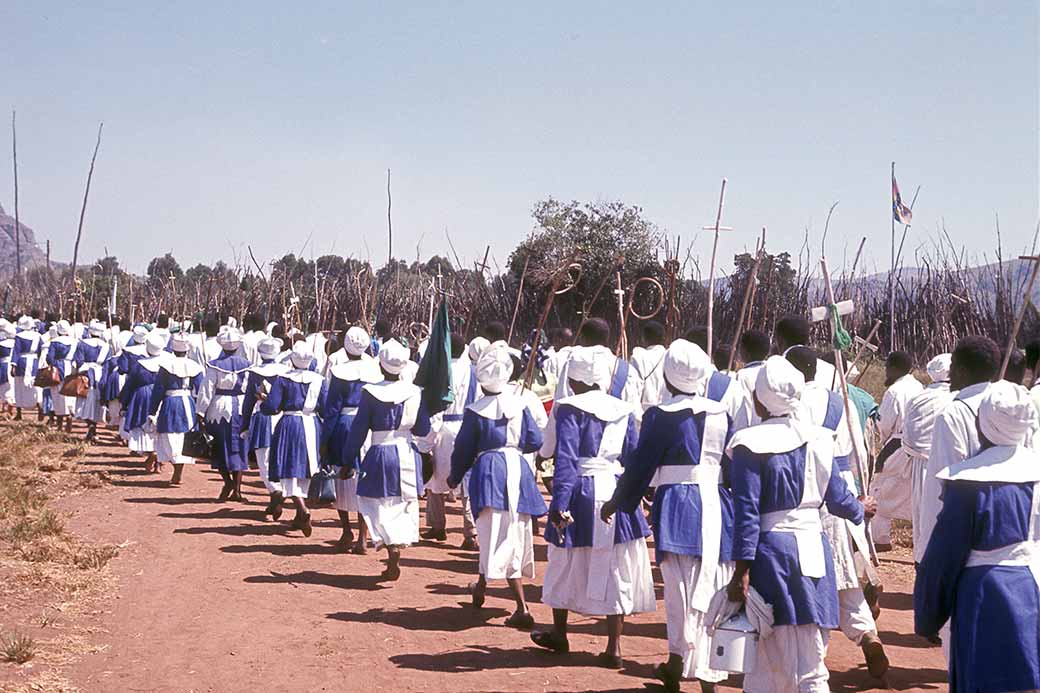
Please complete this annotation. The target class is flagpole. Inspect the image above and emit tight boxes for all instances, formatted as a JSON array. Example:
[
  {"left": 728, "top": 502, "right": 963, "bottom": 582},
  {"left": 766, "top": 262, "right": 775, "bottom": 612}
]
[{"left": 889, "top": 162, "right": 896, "bottom": 353}]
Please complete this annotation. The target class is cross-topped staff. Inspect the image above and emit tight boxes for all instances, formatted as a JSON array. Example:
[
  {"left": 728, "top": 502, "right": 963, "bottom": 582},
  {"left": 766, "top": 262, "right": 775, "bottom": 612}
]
[
  {"left": 999, "top": 254, "right": 1040, "bottom": 380},
  {"left": 702, "top": 178, "right": 732, "bottom": 358},
  {"left": 846, "top": 319, "right": 881, "bottom": 380},
  {"left": 815, "top": 257, "right": 882, "bottom": 577}
]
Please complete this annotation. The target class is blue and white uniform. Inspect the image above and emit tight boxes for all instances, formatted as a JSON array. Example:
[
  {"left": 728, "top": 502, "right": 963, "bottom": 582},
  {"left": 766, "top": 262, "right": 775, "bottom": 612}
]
[
  {"left": 260, "top": 358, "right": 327, "bottom": 499},
  {"left": 0, "top": 321, "right": 15, "bottom": 406},
  {"left": 241, "top": 342, "right": 289, "bottom": 495},
  {"left": 119, "top": 338, "right": 166, "bottom": 453},
  {"left": 197, "top": 346, "right": 251, "bottom": 474},
  {"left": 46, "top": 321, "right": 78, "bottom": 417},
  {"left": 149, "top": 354, "right": 204, "bottom": 465},
  {"left": 11, "top": 316, "right": 42, "bottom": 409},
  {"left": 73, "top": 324, "right": 111, "bottom": 423},
  {"left": 323, "top": 351, "right": 381, "bottom": 512}
]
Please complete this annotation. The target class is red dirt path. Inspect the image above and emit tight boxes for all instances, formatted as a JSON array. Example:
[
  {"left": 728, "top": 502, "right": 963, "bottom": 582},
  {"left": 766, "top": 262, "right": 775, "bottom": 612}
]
[{"left": 52, "top": 431, "right": 946, "bottom": 692}]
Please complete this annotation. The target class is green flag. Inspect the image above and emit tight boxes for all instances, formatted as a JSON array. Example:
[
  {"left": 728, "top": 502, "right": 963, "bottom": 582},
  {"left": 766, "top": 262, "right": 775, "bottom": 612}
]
[{"left": 414, "top": 298, "right": 453, "bottom": 415}]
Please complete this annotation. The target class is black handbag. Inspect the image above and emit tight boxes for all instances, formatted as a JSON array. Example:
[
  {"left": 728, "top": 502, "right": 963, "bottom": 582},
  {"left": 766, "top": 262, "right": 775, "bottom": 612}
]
[
  {"left": 182, "top": 428, "right": 214, "bottom": 460},
  {"left": 307, "top": 466, "right": 338, "bottom": 506}
]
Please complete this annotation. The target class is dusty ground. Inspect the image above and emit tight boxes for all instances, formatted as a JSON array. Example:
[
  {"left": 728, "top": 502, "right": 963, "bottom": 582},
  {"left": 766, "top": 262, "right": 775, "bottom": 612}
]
[{"left": 0, "top": 421, "right": 947, "bottom": 692}]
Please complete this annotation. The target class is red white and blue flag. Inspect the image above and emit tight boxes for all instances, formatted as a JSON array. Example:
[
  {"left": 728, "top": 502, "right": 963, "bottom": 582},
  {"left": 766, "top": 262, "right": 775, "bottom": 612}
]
[{"left": 892, "top": 167, "right": 913, "bottom": 226}]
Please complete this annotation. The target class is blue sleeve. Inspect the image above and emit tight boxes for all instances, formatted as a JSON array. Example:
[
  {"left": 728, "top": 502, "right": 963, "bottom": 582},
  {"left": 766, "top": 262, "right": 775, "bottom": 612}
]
[
  {"left": 518, "top": 408, "right": 544, "bottom": 454},
  {"left": 316, "top": 380, "right": 328, "bottom": 421},
  {"left": 46, "top": 342, "right": 57, "bottom": 364},
  {"left": 72, "top": 342, "right": 85, "bottom": 367},
  {"left": 323, "top": 377, "right": 345, "bottom": 420},
  {"left": 448, "top": 410, "right": 480, "bottom": 488},
  {"left": 11, "top": 336, "right": 23, "bottom": 364},
  {"left": 118, "top": 364, "right": 137, "bottom": 407},
  {"left": 823, "top": 459, "right": 864, "bottom": 522},
  {"left": 614, "top": 408, "right": 666, "bottom": 513},
  {"left": 413, "top": 399, "right": 433, "bottom": 438},
  {"left": 241, "top": 372, "right": 259, "bottom": 422},
  {"left": 914, "top": 480, "right": 974, "bottom": 637},
  {"left": 259, "top": 377, "right": 284, "bottom": 416},
  {"left": 148, "top": 370, "right": 167, "bottom": 416},
  {"left": 730, "top": 446, "right": 762, "bottom": 561},
  {"left": 549, "top": 406, "right": 581, "bottom": 517},
  {"left": 619, "top": 413, "right": 639, "bottom": 468},
  {"left": 189, "top": 372, "right": 202, "bottom": 396},
  {"left": 342, "top": 392, "right": 374, "bottom": 470}
]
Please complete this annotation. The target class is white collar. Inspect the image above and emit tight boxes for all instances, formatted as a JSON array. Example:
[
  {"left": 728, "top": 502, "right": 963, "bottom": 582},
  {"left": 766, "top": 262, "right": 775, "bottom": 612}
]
[
  {"left": 955, "top": 381, "right": 990, "bottom": 401},
  {"left": 656, "top": 392, "right": 727, "bottom": 415},
  {"left": 330, "top": 358, "right": 381, "bottom": 383},
  {"left": 469, "top": 391, "right": 526, "bottom": 420},
  {"left": 252, "top": 361, "right": 289, "bottom": 378},
  {"left": 726, "top": 417, "right": 826, "bottom": 456},
  {"left": 139, "top": 354, "right": 169, "bottom": 372},
  {"left": 282, "top": 368, "right": 325, "bottom": 384},
  {"left": 364, "top": 379, "right": 420, "bottom": 404},
  {"left": 558, "top": 390, "right": 631, "bottom": 422},
  {"left": 162, "top": 357, "right": 203, "bottom": 379},
  {"left": 938, "top": 445, "right": 1040, "bottom": 483}
]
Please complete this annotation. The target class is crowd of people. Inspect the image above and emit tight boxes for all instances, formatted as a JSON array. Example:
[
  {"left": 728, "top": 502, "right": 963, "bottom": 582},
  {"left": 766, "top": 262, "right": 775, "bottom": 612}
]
[{"left": 0, "top": 307, "right": 1037, "bottom": 693}]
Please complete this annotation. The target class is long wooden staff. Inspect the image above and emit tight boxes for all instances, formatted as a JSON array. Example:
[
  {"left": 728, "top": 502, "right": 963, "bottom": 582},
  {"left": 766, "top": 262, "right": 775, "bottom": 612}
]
[
  {"left": 506, "top": 256, "right": 530, "bottom": 346},
  {"left": 999, "top": 254, "right": 1040, "bottom": 380},
  {"left": 523, "top": 257, "right": 581, "bottom": 389},
  {"left": 726, "top": 230, "right": 766, "bottom": 371}
]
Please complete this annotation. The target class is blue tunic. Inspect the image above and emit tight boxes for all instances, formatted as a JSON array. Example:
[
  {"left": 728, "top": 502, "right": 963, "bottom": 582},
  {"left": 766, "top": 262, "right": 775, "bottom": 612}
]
[
  {"left": 148, "top": 364, "right": 203, "bottom": 433},
  {"left": 0, "top": 341, "right": 12, "bottom": 385},
  {"left": 343, "top": 387, "right": 433, "bottom": 499},
  {"left": 322, "top": 373, "right": 368, "bottom": 469},
  {"left": 614, "top": 403, "right": 734, "bottom": 560},
  {"left": 241, "top": 363, "right": 286, "bottom": 451},
  {"left": 915, "top": 477, "right": 1040, "bottom": 692},
  {"left": 730, "top": 440, "right": 863, "bottom": 628},
  {"left": 73, "top": 340, "right": 108, "bottom": 389},
  {"left": 11, "top": 332, "right": 41, "bottom": 377},
  {"left": 119, "top": 359, "right": 159, "bottom": 431},
  {"left": 448, "top": 404, "right": 548, "bottom": 518},
  {"left": 46, "top": 340, "right": 76, "bottom": 380},
  {"left": 202, "top": 353, "right": 251, "bottom": 472},
  {"left": 545, "top": 403, "right": 651, "bottom": 548},
  {"left": 260, "top": 374, "right": 327, "bottom": 482}
]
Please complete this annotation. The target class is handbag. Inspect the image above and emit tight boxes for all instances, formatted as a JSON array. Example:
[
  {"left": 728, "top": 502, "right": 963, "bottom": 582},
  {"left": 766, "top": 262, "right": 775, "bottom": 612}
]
[
  {"left": 59, "top": 374, "right": 90, "bottom": 398},
  {"left": 35, "top": 366, "right": 62, "bottom": 388},
  {"left": 307, "top": 466, "right": 338, "bottom": 507},
  {"left": 182, "top": 428, "right": 215, "bottom": 460}
]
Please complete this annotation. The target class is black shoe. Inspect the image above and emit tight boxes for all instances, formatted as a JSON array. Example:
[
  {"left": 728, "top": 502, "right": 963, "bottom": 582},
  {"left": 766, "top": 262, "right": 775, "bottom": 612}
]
[
  {"left": 460, "top": 537, "right": 479, "bottom": 551},
  {"left": 470, "top": 581, "right": 486, "bottom": 609},
  {"left": 530, "top": 630, "right": 569, "bottom": 654},
  {"left": 299, "top": 514, "right": 313, "bottom": 538},
  {"left": 421, "top": 528, "right": 447, "bottom": 542},
  {"left": 654, "top": 663, "right": 681, "bottom": 693},
  {"left": 264, "top": 495, "right": 283, "bottom": 520},
  {"left": 504, "top": 611, "right": 534, "bottom": 630}
]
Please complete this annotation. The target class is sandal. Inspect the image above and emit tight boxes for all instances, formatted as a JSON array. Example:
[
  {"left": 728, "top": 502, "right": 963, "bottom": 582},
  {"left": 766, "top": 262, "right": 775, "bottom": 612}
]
[
  {"left": 504, "top": 611, "right": 534, "bottom": 630},
  {"left": 530, "top": 630, "right": 569, "bottom": 654},
  {"left": 469, "top": 581, "right": 486, "bottom": 609}
]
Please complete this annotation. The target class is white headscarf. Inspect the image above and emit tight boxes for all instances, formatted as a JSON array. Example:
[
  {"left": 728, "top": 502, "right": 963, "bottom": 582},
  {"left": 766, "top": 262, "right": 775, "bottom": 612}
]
[
  {"left": 476, "top": 345, "right": 513, "bottom": 394},
  {"left": 754, "top": 355, "right": 806, "bottom": 417},
  {"left": 170, "top": 334, "right": 191, "bottom": 353},
  {"left": 217, "top": 327, "right": 242, "bottom": 350},
  {"left": 17, "top": 315, "right": 34, "bottom": 331},
  {"left": 131, "top": 324, "right": 149, "bottom": 344},
  {"left": 57, "top": 320, "right": 72, "bottom": 337},
  {"left": 567, "top": 346, "right": 609, "bottom": 387},
  {"left": 145, "top": 332, "right": 167, "bottom": 357},
  {"left": 468, "top": 336, "right": 491, "bottom": 363},
  {"left": 344, "top": 326, "right": 370, "bottom": 357},
  {"left": 663, "top": 339, "right": 711, "bottom": 395},
  {"left": 87, "top": 320, "right": 106, "bottom": 337},
  {"left": 926, "top": 353, "right": 952, "bottom": 384},
  {"left": 289, "top": 341, "right": 314, "bottom": 369},
  {"left": 378, "top": 339, "right": 410, "bottom": 375},
  {"left": 979, "top": 381, "right": 1037, "bottom": 447},
  {"left": 257, "top": 337, "right": 283, "bottom": 360}
]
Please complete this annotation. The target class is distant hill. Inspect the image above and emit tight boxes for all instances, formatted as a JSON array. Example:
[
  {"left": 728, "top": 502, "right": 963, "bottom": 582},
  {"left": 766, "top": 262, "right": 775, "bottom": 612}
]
[{"left": 0, "top": 202, "right": 53, "bottom": 276}]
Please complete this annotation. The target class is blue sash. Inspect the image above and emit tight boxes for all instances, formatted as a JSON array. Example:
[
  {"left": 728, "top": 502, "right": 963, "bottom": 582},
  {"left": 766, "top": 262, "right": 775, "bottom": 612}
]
[{"left": 608, "top": 358, "right": 630, "bottom": 399}]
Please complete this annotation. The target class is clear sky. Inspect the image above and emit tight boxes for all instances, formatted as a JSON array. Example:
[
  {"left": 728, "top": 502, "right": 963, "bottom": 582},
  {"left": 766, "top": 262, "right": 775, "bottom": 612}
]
[{"left": 1, "top": 2, "right": 1036, "bottom": 278}]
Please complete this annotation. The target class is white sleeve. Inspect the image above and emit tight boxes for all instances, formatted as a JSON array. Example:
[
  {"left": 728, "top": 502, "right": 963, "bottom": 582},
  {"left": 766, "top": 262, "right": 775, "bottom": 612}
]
[
  {"left": 195, "top": 367, "right": 216, "bottom": 419},
  {"left": 877, "top": 389, "right": 899, "bottom": 442}
]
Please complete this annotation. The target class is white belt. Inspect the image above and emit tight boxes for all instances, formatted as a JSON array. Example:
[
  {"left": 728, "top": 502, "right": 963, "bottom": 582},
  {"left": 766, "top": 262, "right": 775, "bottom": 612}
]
[
  {"left": 966, "top": 540, "right": 1040, "bottom": 588},
  {"left": 281, "top": 410, "right": 316, "bottom": 417},
  {"left": 340, "top": 406, "right": 359, "bottom": 416},
  {"left": 651, "top": 464, "right": 721, "bottom": 487},
  {"left": 166, "top": 389, "right": 191, "bottom": 397},
  {"left": 761, "top": 506, "right": 826, "bottom": 578},
  {"left": 577, "top": 456, "right": 623, "bottom": 602},
  {"left": 370, "top": 430, "right": 418, "bottom": 501}
]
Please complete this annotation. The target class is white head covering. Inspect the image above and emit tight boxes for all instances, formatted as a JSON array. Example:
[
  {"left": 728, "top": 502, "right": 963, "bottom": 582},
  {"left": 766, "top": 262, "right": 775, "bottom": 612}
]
[
  {"left": 467, "top": 336, "right": 490, "bottom": 363},
  {"left": 979, "top": 381, "right": 1037, "bottom": 447},
  {"left": 17, "top": 315, "right": 34, "bottom": 331},
  {"left": 476, "top": 346, "right": 514, "bottom": 394},
  {"left": 145, "top": 332, "right": 167, "bottom": 357},
  {"left": 926, "top": 353, "right": 952, "bottom": 383},
  {"left": 257, "top": 337, "right": 283, "bottom": 360},
  {"left": 378, "top": 339, "right": 410, "bottom": 375},
  {"left": 289, "top": 341, "right": 314, "bottom": 369},
  {"left": 217, "top": 327, "right": 242, "bottom": 350},
  {"left": 344, "top": 326, "right": 370, "bottom": 357},
  {"left": 87, "top": 320, "right": 106, "bottom": 337},
  {"left": 0, "top": 319, "right": 12, "bottom": 339},
  {"left": 57, "top": 320, "right": 72, "bottom": 337},
  {"left": 663, "top": 339, "right": 711, "bottom": 395},
  {"left": 170, "top": 334, "right": 191, "bottom": 353},
  {"left": 266, "top": 321, "right": 278, "bottom": 335},
  {"left": 754, "top": 355, "right": 806, "bottom": 417},
  {"left": 131, "top": 324, "right": 149, "bottom": 344},
  {"left": 567, "top": 346, "right": 609, "bottom": 388}
]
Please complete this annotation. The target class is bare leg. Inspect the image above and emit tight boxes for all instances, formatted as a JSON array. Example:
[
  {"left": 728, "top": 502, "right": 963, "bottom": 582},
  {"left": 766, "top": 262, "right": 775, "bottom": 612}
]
[
  {"left": 336, "top": 510, "right": 354, "bottom": 547},
  {"left": 352, "top": 514, "right": 368, "bottom": 554},
  {"left": 503, "top": 577, "right": 535, "bottom": 629},
  {"left": 231, "top": 471, "right": 244, "bottom": 501},
  {"left": 600, "top": 615, "right": 624, "bottom": 667},
  {"left": 170, "top": 463, "right": 184, "bottom": 485}
]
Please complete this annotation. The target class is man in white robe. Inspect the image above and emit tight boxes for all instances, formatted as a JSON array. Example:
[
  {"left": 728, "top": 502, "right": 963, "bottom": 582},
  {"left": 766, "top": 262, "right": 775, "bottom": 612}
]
[
  {"left": 773, "top": 315, "right": 837, "bottom": 390},
  {"left": 629, "top": 320, "right": 667, "bottom": 411}
]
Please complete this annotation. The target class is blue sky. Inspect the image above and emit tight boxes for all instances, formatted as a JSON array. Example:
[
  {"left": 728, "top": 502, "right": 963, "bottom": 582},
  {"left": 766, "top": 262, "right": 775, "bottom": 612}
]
[{"left": 1, "top": 2, "right": 1036, "bottom": 278}]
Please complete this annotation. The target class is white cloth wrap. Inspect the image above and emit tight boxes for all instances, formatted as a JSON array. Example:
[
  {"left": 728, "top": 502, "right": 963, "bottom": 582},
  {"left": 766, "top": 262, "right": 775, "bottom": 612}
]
[
  {"left": 576, "top": 456, "right": 625, "bottom": 602},
  {"left": 760, "top": 507, "right": 826, "bottom": 579},
  {"left": 370, "top": 430, "right": 418, "bottom": 502},
  {"left": 341, "top": 406, "right": 358, "bottom": 416},
  {"left": 165, "top": 388, "right": 195, "bottom": 427}
]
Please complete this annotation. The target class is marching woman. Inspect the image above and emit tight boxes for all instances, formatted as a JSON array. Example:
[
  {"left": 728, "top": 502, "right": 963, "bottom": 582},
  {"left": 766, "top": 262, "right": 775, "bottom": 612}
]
[
  {"left": 260, "top": 341, "right": 327, "bottom": 537},
  {"left": 149, "top": 334, "right": 204, "bottom": 485},
  {"left": 196, "top": 328, "right": 251, "bottom": 502},
  {"left": 531, "top": 346, "right": 656, "bottom": 669},
  {"left": 46, "top": 320, "right": 79, "bottom": 433},
  {"left": 120, "top": 333, "right": 167, "bottom": 471},
  {"left": 241, "top": 337, "right": 289, "bottom": 519},
  {"left": 915, "top": 382, "right": 1040, "bottom": 692},
  {"left": 323, "top": 326, "right": 381, "bottom": 554},
  {"left": 106, "top": 325, "right": 149, "bottom": 438},
  {"left": 0, "top": 320, "right": 15, "bottom": 415},
  {"left": 11, "top": 315, "right": 42, "bottom": 420},
  {"left": 342, "top": 339, "right": 435, "bottom": 581},
  {"left": 447, "top": 345, "right": 546, "bottom": 628},
  {"left": 73, "top": 321, "right": 111, "bottom": 442}
]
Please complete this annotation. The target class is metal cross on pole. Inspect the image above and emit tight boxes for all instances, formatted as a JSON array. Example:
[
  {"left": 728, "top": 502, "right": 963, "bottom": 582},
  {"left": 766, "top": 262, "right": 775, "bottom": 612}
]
[
  {"left": 999, "top": 254, "right": 1040, "bottom": 380},
  {"left": 702, "top": 178, "right": 732, "bottom": 358}
]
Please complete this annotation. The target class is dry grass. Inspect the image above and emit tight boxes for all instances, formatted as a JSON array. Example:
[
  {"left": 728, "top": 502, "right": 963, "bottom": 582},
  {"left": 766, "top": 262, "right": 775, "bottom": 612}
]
[{"left": 0, "top": 633, "right": 36, "bottom": 665}]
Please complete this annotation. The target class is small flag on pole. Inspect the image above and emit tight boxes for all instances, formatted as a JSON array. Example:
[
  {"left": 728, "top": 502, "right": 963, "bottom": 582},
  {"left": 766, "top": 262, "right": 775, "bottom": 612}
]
[
  {"left": 414, "top": 297, "right": 454, "bottom": 416},
  {"left": 892, "top": 167, "right": 913, "bottom": 226}
]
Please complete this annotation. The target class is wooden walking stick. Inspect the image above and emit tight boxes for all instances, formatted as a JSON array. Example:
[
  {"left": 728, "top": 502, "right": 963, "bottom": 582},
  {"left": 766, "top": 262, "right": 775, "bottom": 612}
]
[
  {"left": 846, "top": 319, "right": 882, "bottom": 380},
  {"left": 999, "top": 254, "right": 1040, "bottom": 380},
  {"left": 506, "top": 256, "right": 530, "bottom": 346},
  {"left": 522, "top": 257, "right": 582, "bottom": 389},
  {"left": 727, "top": 229, "right": 766, "bottom": 372},
  {"left": 702, "top": 178, "right": 733, "bottom": 359}
]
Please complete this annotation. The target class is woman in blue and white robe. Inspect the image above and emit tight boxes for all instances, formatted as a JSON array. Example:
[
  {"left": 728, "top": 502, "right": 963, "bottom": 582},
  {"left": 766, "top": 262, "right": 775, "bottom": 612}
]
[
  {"left": 120, "top": 333, "right": 166, "bottom": 467},
  {"left": 260, "top": 342, "right": 327, "bottom": 537},
  {"left": 105, "top": 325, "right": 149, "bottom": 437},
  {"left": 531, "top": 346, "right": 655, "bottom": 668},
  {"left": 449, "top": 346, "right": 546, "bottom": 628},
  {"left": 149, "top": 334, "right": 204, "bottom": 485},
  {"left": 73, "top": 321, "right": 111, "bottom": 440},
  {"left": 11, "top": 315, "right": 42, "bottom": 418},
  {"left": 0, "top": 321, "right": 15, "bottom": 411},
  {"left": 46, "top": 320, "right": 79, "bottom": 430},
  {"left": 726, "top": 356, "right": 865, "bottom": 693},
  {"left": 343, "top": 339, "right": 435, "bottom": 581},
  {"left": 915, "top": 382, "right": 1040, "bottom": 693},
  {"left": 197, "top": 329, "right": 251, "bottom": 502},
  {"left": 241, "top": 337, "right": 288, "bottom": 519},
  {"left": 323, "top": 326, "right": 381, "bottom": 553}
]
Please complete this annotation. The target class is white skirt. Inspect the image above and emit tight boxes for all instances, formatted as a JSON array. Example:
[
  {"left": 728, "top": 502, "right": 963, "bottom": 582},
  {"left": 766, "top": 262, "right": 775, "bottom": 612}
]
[
  {"left": 74, "top": 391, "right": 104, "bottom": 422},
  {"left": 0, "top": 382, "right": 12, "bottom": 405},
  {"left": 334, "top": 477, "right": 360, "bottom": 512},
  {"left": 660, "top": 552, "right": 733, "bottom": 683},
  {"left": 871, "top": 449, "right": 913, "bottom": 521},
  {"left": 254, "top": 448, "right": 283, "bottom": 495},
  {"left": 50, "top": 387, "right": 75, "bottom": 416},
  {"left": 127, "top": 427, "right": 156, "bottom": 453},
  {"left": 358, "top": 496, "right": 419, "bottom": 549},
  {"left": 477, "top": 508, "right": 535, "bottom": 581},
  {"left": 156, "top": 432, "right": 195, "bottom": 465},
  {"left": 14, "top": 380, "right": 38, "bottom": 408},
  {"left": 542, "top": 539, "right": 656, "bottom": 616},
  {"left": 744, "top": 624, "right": 829, "bottom": 693},
  {"left": 280, "top": 477, "right": 310, "bottom": 499}
]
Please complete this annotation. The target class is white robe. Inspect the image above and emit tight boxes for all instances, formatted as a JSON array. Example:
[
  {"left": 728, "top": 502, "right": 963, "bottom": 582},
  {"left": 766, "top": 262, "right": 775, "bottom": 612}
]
[
  {"left": 630, "top": 344, "right": 667, "bottom": 411},
  {"left": 870, "top": 373, "right": 924, "bottom": 525},
  {"left": 903, "top": 381, "right": 954, "bottom": 562}
]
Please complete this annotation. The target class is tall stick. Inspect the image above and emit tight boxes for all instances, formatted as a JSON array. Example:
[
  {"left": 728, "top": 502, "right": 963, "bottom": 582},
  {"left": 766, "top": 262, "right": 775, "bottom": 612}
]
[
  {"left": 703, "top": 178, "right": 731, "bottom": 359},
  {"left": 506, "top": 256, "right": 530, "bottom": 345},
  {"left": 999, "top": 255, "right": 1040, "bottom": 380},
  {"left": 386, "top": 168, "right": 392, "bottom": 266},
  {"left": 726, "top": 229, "right": 766, "bottom": 371},
  {"left": 71, "top": 123, "right": 104, "bottom": 282},
  {"left": 11, "top": 110, "right": 21, "bottom": 280}
]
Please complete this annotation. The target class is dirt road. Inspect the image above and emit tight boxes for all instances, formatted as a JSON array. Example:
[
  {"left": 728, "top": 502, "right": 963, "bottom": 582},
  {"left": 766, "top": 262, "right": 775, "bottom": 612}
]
[{"left": 37, "top": 431, "right": 947, "bottom": 692}]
